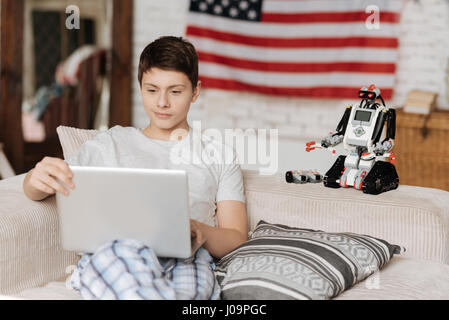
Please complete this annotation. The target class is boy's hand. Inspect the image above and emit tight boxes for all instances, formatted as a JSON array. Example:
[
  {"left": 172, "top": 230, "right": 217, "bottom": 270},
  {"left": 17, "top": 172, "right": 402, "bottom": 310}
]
[
  {"left": 190, "top": 219, "right": 204, "bottom": 245},
  {"left": 27, "top": 156, "right": 75, "bottom": 197}
]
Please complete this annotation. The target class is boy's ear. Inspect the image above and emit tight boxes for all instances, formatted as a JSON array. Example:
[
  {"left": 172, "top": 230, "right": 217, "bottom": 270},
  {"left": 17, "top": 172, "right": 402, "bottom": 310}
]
[{"left": 192, "top": 80, "right": 201, "bottom": 103}]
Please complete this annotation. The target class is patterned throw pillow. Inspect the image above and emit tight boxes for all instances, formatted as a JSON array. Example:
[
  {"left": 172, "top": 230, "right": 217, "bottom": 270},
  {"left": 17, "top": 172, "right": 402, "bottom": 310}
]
[{"left": 215, "top": 220, "right": 405, "bottom": 300}]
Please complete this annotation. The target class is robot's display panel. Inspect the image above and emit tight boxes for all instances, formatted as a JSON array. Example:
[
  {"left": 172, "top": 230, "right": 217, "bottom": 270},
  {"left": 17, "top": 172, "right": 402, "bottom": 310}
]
[{"left": 354, "top": 110, "right": 372, "bottom": 122}]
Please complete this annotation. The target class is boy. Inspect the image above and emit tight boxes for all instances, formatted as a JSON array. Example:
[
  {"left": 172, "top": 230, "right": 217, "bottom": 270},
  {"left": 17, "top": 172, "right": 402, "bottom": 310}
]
[{"left": 23, "top": 36, "right": 248, "bottom": 299}]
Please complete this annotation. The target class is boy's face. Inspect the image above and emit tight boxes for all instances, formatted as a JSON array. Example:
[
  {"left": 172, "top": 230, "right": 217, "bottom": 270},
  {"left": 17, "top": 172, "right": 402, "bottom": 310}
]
[{"left": 140, "top": 67, "right": 200, "bottom": 131}]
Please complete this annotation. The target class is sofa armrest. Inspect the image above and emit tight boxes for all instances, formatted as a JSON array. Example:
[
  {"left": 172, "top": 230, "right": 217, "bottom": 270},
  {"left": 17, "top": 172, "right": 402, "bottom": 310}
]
[
  {"left": 242, "top": 170, "right": 449, "bottom": 265},
  {"left": 0, "top": 174, "right": 78, "bottom": 295}
]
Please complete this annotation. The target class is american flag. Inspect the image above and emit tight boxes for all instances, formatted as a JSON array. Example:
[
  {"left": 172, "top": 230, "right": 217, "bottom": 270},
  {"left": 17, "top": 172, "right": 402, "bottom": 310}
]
[{"left": 185, "top": 0, "right": 402, "bottom": 99}]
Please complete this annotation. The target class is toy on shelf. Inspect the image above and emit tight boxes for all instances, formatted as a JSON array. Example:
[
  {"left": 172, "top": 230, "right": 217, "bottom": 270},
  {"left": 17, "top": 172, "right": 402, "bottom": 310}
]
[
  {"left": 285, "top": 169, "right": 323, "bottom": 184},
  {"left": 312, "top": 84, "right": 399, "bottom": 195}
]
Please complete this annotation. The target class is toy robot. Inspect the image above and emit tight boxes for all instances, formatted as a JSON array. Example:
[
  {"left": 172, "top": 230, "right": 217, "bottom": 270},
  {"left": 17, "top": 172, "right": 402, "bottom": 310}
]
[{"left": 319, "top": 84, "right": 399, "bottom": 195}]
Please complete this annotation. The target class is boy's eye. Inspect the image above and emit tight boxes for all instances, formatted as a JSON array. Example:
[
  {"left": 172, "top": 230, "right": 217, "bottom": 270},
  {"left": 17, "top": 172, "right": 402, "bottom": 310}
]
[
  {"left": 147, "top": 89, "right": 156, "bottom": 93},
  {"left": 171, "top": 91, "right": 181, "bottom": 94}
]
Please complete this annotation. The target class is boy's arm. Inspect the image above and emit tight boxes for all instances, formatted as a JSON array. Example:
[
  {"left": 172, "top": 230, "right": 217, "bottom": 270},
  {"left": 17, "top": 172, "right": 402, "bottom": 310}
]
[{"left": 193, "top": 200, "right": 248, "bottom": 259}]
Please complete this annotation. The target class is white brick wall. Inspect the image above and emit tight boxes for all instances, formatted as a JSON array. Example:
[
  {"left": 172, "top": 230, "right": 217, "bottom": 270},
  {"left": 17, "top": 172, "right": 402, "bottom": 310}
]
[
  {"left": 132, "top": 0, "right": 449, "bottom": 172},
  {"left": 392, "top": 0, "right": 449, "bottom": 110},
  {"left": 132, "top": 0, "right": 190, "bottom": 127}
]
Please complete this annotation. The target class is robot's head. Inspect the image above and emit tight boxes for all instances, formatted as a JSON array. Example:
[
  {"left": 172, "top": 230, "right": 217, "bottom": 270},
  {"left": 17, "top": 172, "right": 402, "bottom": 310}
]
[{"left": 358, "top": 84, "right": 381, "bottom": 100}]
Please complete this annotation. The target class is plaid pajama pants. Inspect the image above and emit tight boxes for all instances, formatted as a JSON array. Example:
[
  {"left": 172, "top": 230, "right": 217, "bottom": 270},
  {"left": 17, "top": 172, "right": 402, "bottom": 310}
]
[{"left": 70, "top": 239, "right": 221, "bottom": 300}]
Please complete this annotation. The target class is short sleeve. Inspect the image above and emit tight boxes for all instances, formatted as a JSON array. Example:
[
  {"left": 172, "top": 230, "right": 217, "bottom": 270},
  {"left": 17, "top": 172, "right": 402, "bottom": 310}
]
[{"left": 215, "top": 146, "right": 246, "bottom": 204}]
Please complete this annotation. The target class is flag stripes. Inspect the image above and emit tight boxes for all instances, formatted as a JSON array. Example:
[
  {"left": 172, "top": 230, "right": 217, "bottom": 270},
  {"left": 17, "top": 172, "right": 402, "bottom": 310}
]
[{"left": 186, "top": 0, "right": 402, "bottom": 99}]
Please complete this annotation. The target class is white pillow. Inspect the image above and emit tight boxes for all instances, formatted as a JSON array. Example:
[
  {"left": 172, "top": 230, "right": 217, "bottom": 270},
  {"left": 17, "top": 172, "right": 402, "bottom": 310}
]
[{"left": 56, "top": 125, "right": 99, "bottom": 160}]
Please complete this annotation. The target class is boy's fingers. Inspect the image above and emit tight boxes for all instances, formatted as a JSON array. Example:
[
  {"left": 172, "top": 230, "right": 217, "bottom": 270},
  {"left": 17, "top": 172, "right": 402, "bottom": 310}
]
[
  {"left": 192, "top": 231, "right": 202, "bottom": 244},
  {"left": 42, "top": 163, "right": 75, "bottom": 189},
  {"left": 33, "top": 179, "right": 56, "bottom": 195},
  {"left": 43, "top": 157, "right": 73, "bottom": 178},
  {"left": 40, "top": 174, "right": 69, "bottom": 196},
  {"left": 194, "top": 228, "right": 202, "bottom": 244},
  {"left": 190, "top": 222, "right": 201, "bottom": 243},
  {"left": 190, "top": 220, "right": 204, "bottom": 244},
  {"left": 196, "top": 232, "right": 202, "bottom": 244}
]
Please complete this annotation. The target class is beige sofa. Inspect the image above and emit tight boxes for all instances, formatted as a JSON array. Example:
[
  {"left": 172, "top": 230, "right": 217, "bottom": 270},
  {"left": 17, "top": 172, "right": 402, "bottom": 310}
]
[{"left": 1, "top": 169, "right": 449, "bottom": 299}]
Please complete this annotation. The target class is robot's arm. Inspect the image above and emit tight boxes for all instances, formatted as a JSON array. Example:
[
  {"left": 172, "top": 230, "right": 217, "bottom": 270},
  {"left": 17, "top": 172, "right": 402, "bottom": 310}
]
[
  {"left": 321, "top": 105, "right": 352, "bottom": 148},
  {"left": 321, "top": 133, "right": 343, "bottom": 148},
  {"left": 336, "top": 105, "right": 352, "bottom": 135},
  {"left": 386, "top": 108, "right": 396, "bottom": 141},
  {"left": 372, "top": 108, "right": 396, "bottom": 155}
]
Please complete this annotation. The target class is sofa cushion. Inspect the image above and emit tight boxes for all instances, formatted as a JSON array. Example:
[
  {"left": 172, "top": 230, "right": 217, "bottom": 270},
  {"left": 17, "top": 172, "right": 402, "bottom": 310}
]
[
  {"left": 215, "top": 220, "right": 404, "bottom": 300},
  {"left": 0, "top": 174, "right": 79, "bottom": 295},
  {"left": 56, "top": 125, "right": 99, "bottom": 160},
  {"left": 334, "top": 256, "right": 449, "bottom": 300}
]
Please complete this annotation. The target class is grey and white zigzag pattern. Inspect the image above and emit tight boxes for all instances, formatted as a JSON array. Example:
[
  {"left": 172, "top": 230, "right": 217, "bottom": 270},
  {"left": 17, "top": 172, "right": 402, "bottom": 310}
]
[{"left": 216, "top": 220, "right": 405, "bottom": 300}]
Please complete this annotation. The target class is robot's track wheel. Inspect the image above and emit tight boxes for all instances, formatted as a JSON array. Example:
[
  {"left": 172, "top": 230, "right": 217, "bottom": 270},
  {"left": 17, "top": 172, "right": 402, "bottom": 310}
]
[
  {"left": 323, "top": 155, "right": 346, "bottom": 189},
  {"left": 362, "top": 161, "right": 399, "bottom": 195}
]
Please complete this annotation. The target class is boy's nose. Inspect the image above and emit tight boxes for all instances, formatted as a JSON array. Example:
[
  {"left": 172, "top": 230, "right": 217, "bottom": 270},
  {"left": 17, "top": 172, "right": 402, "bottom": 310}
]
[{"left": 157, "top": 92, "right": 169, "bottom": 108}]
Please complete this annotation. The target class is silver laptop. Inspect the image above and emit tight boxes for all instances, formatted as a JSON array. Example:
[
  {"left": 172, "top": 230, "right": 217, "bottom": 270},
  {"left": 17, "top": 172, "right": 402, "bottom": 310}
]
[{"left": 56, "top": 166, "right": 205, "bottom": 259}]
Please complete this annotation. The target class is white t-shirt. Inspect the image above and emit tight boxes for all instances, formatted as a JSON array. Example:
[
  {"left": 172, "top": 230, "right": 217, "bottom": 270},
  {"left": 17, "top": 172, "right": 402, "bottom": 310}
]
[{"left": 66, "top": 125, "right": 246, "bottom": 227}]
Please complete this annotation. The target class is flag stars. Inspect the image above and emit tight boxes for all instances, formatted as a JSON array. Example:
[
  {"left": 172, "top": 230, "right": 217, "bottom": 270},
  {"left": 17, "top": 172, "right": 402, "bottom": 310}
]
[
  {"left": 199, "top": 1, "right": 208, "bottom": 11},
  {"left": 247, "top": 9, "right": 257, "bottom": 20},
  {"left": 239, "top": 1, "right": 249, "bottom": 11},
  {"left": 229, "top": 6, "right": 238, "bottom": 17},
  {"left": 191, "top": 0, "right": 262, "bottom": 22},
  {"left": 213, "top": 4, "right": 223, "bottom": 14}
]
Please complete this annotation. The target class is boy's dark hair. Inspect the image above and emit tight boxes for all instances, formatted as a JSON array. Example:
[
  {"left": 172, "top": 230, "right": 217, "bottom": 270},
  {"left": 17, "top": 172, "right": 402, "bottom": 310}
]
[{"left": 138, "top": 36, "right": 198, "bottom": 90}]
